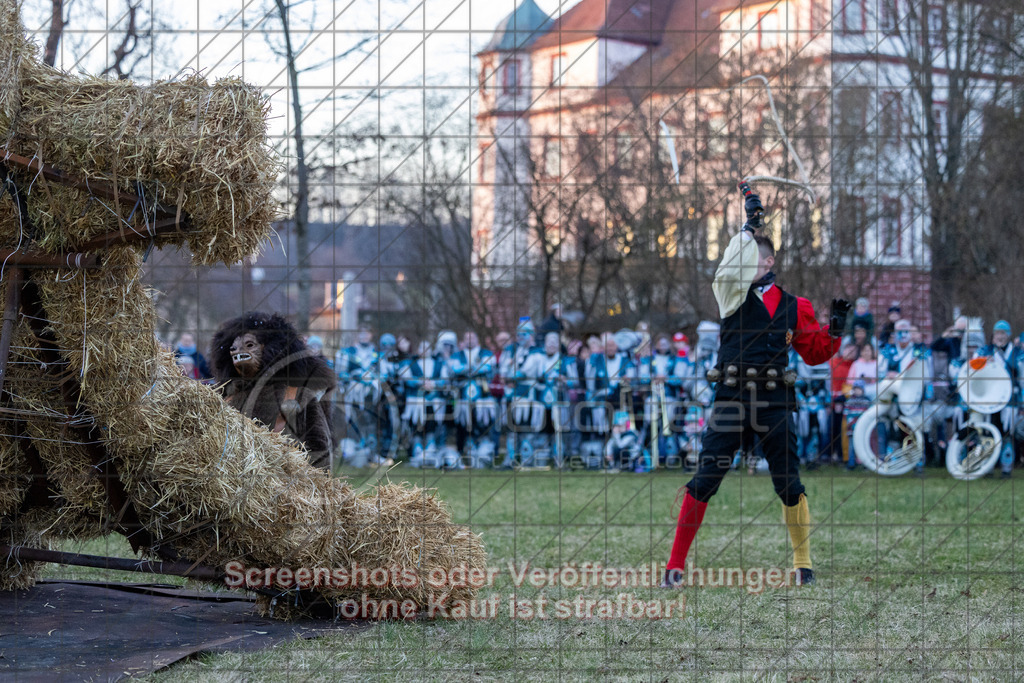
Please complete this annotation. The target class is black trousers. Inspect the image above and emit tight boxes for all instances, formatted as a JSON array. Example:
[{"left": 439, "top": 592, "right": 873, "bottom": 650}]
[{"left": 685, "top": 398, "right": 805, "bottom": 506}]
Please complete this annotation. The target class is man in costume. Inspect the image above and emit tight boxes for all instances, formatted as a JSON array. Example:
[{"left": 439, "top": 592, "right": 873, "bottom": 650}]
[
  {"left": 977, "top": 320, "right": 1021, "bottom": 477},
  {"left": 400, "top": 339, "right": 455, "bottom": 468},
  {"left": 878, "top": 319, "right": 934, "bottom": 471},
  {"left": 211, "top": 312, "right": 336, "bottom": 469},
  {"left": 499, "top": 318, "right": 540, "bottom": 468},
  {"left": 636, "top": 334, "right": 680, "bottom": 467},
  {"left": 452, "top": 329, "right": 499, "bottom": 468},
  {"left": 663, "top": 183, "right": 848, "bottom": 588},
  {"left": 521, "top": 331, "right": 578, "bottom": 468},
  {"left": 584, "top": 332, "right": 636, "bottom": 446},
  {"left": 335, "top": 326, "right": 380, "bottom": 459}
]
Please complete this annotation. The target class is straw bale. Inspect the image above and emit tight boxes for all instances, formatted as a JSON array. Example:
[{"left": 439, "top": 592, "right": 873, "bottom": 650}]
[
  {"left": 24, "top": 258, "right": 486, "bottom": 609},
  {"left": 0, "top": 0, "right": 32, "bottom": 137},
  {"left": 0, "top": 1, "right": 486, "bottom": 616},
  {"left": 0, "top": 1, "right": 279, "bottom": 265},
  {"left": 0, "top": 436, "right": 28, "bottom": 523}
]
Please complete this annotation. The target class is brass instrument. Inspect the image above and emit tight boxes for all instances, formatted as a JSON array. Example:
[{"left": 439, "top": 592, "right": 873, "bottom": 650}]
[{"left": 650, "top": 384, "right": 658, "bottom": 470}]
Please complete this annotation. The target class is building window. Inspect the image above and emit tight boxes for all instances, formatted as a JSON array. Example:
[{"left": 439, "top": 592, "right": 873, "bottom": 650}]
[
  {"left": 705, "top": 214, "right": 724, "bottom": 261},
  {"left": 810, "top": 0, "right": 828, "bottom": 32},
  {"left": 577, "top": 133, "right": 600, "bottom": 172},
  {"left": 836, "top": 87, "right": 869, "bottom": 136},
  {"left": 879, "top": 90, "right": 903, "bottom": 140},
  {"left": 879, "top": 198, "right": 901, "bottom": 257},
  {"left": 758, "top": 10, "right": 779, "bottom": 49},
  {"left": 981, "top": 10, "right": 1012, "bottom": 55},
  {"left": 614, "top": 132, "right": 634, "bottom": 166},
  {"left": 550, "top": 52, "right": 566, "bottom": 87},
  {"left": 708, "top": 114, "right": 727, "bottom": 156},
  {"left": 543, "top": 138, "right": 560, "bottom": 178},
  {"left": 879, "top": 0, "right": 898, "bottom": 35},
  {"left": 501, "top": 59, "right": 520, "bottom": 95},
  {"left": 835, "top": 193, "right": 867, "bottom": 254},
  {"left": 841, "top": 0, "right": 865, "bottom": 34},
  {"left": 927, "top": 4, "right": 946, "bottom": 46},
  {"left": 932, "top": 102, "right": 946, "bottom": 142},
  {"left": 479, "top": 59, "right": 491, "bottom": 94}
]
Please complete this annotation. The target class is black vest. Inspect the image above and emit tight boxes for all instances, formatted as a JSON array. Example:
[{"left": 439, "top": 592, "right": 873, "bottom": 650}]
[{"left": 716, "top": 285, "right": 799, "bottom": 403}]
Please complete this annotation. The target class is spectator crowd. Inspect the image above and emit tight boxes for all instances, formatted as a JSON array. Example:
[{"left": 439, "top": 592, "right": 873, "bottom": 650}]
[{"left": 168, "top": 298, "right": 1024, "bottom": 477}]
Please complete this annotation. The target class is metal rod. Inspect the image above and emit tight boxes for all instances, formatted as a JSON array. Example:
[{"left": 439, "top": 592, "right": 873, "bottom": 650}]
[
  {"left": 0, "top": 544, "right": 224, "bottom": 582},
  {"left": 74, "top": 222, "right": 195, "bottom": 252},
  {"left": 0, "top": 148, "right": 181, "bottom": 222},
  {"left": 0, "top": 249, "right": 100, "bottom": 268},
  {"left": 0, "top": 268, "right": 21, "bottom": 397}
]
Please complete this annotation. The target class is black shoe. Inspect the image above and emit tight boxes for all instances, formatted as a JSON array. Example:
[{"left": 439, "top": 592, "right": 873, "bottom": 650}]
[
  {"left": 797, "top": 568, "right": 815, "bottom": 586},
  {"left": 660, "top": 569, "right": 684, "bottom": 589},
  {"left": 1001, "top": 471, "right": 1012, "bottom": 479}
]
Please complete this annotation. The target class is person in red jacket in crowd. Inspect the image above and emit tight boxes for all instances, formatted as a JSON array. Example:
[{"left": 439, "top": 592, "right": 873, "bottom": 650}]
[
  {"left": 827, "top": 343, "right": 858, "bottom": 463},
  {"left": 662, "top": 182, "right": 849, "bottom": 588}
]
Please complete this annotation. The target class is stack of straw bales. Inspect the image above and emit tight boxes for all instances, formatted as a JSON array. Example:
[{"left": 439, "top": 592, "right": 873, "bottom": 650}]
[{"left": 0, "top": 1, "right": 485, "bottom": 611}]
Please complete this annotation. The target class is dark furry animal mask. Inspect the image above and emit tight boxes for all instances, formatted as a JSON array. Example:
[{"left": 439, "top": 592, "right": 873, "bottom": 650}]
[{"left": 210, "top": 311, "right": 310, "bottom": 383}]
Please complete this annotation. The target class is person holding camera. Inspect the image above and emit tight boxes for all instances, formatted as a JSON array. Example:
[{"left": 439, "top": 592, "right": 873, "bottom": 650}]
[{"left": 662, "top": 182, "right": 848, "bottom": 588}]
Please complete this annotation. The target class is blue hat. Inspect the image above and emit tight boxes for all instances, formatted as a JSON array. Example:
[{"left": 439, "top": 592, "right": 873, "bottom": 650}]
[
  {"left": 613, "top": 411, "right": 630, "bottom": 426},
  {"left": 517, "top": 317, "right": 535, "bottom": 335},
  {"left": 307, "top": 335, "right": 323, "bottom": 347},
  {"left": 380, "top": 333, "right": 396, "bottom": 346},
  {"left": 994, "top": 320, "right": 1011, "bottom": 334}
]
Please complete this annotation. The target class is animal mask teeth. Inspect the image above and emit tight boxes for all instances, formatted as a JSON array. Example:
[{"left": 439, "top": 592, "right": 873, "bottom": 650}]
[{"left": 233, "top": 353, "right": 252, "bottom": 363}]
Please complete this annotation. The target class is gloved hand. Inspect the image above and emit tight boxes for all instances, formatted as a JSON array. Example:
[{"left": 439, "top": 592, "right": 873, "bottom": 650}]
[
  {"left": 829, "top": 298, "right": 852, "bottom": 338},
  {"left": 738, "top": 181, "right": 764, "bottom": 232}
]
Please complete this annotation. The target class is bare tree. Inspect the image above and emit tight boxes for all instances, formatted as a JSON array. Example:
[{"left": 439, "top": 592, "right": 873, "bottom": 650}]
[
  {"left": 858, "top": 0, "right": 1023, "bottom": 329},
  {"left": 101, "top": 0, "right": 148, "bottom": 80},
  {"left": 262, "top": 0, "right": 376, "bottom": 334},
  {"left": 42, "top": 0, "right": 65, "bottom": 66},
  {"left": 377, "top": 118, "right": 497, "bottom": 341},
  {"left": 37, "top": 0, "right": 161, "bottom": 75}
]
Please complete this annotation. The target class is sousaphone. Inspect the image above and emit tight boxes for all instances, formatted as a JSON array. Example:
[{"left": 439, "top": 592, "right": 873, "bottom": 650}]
[{"left": 946, "top": 356, "right": 1011, "bottom": 480}]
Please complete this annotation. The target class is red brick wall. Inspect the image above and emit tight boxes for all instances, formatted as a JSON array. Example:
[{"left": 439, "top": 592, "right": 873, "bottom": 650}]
[{"left": 841, "top": 266, "right": 932, "bottom": 336}]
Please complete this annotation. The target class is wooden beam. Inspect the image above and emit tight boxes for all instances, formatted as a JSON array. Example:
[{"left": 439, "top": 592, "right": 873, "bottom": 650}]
[
  {"left": 0, "top": 148, "right": 182, "bottom": 222},
  {"left": 0, "top": 268, "right": 21, "bottom": 398},
  {"left": 0, "top": 544, "right": 225, "bottom": 583}
]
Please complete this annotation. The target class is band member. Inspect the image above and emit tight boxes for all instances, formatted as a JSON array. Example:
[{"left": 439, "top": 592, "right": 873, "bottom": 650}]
[
  {"left": 878, "top": 319, "right": 934, "bottom": 470},
  {"left": 452, "top": 330, "right": 498, "bottom": 468},
  {"left": 521, "top": 331, "right": 578, "bottom": 467},
  {"left": 585, "top": 332, "right": 636, "bottom": 438},
  {"left": 335, "top": 327, "right": 380, "bottom": 456},
  {"left": 499, "top": 318, "right": 539, "bottom": 468},
  {"left": 663, "top": 182, "right": 847, "bottom": 588},
  {"left": 400, "top": 340, "right": 452, "bottom": 468},
  {"left": 978, "top": 320, "right": 1021, "bottom": 476},
  {"left": 605, "top": 410, "right": 643, "bottom": 472},
  {"left": 638, "top": 335, "right": 680, "bottom": 466}
]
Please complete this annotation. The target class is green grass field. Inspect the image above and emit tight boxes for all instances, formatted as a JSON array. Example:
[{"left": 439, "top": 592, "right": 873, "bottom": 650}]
[{"left": 48, "top": 467, "right": 1021, "bottom": 681}]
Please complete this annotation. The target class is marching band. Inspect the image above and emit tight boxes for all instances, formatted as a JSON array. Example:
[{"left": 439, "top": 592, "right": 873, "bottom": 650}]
[{"left": 302, "top": 316, "right": 1024, "bottom": 476}]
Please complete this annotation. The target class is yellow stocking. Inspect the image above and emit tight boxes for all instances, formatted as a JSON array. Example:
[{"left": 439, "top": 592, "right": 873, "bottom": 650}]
[{"left": 783, "top": 493, "right": 812, "bottom": 570}]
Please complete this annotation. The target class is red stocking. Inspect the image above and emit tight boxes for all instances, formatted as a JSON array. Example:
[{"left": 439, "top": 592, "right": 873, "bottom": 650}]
[{"left": 667, "top": 491, "right": 708, "bottom": 571}]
